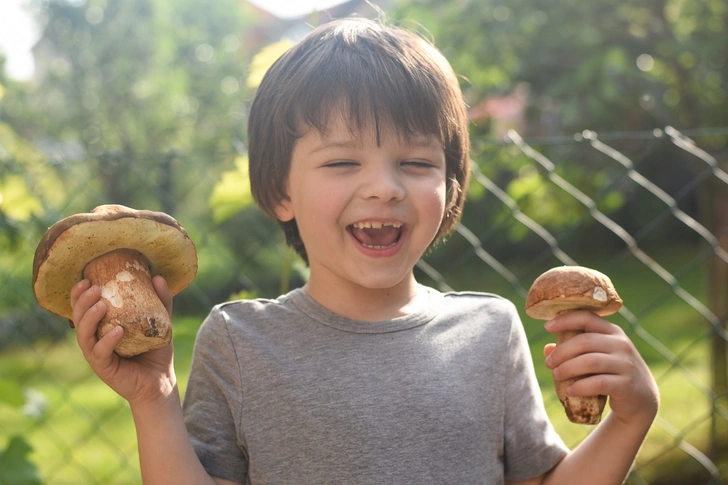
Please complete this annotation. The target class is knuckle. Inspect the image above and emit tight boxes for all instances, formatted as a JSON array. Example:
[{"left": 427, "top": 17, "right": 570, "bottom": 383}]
[
  {"left": 585, "top": 353, "right": 601, "bottom": 372},
  {"left": 554, "top": 363, "right": 574, "bottom": 381},
  {"left": 591, "top": 374, "right": 610, "bottom": 394}
]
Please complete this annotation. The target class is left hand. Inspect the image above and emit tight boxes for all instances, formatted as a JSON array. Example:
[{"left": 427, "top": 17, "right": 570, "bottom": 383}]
[{"left": 543, "top": 310, "right": 659, "bottom": 428}]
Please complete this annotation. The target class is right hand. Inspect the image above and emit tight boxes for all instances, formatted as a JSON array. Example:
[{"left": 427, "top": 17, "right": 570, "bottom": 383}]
[{"left": 70, "top": 276, "right": 177, "bottom": 406}]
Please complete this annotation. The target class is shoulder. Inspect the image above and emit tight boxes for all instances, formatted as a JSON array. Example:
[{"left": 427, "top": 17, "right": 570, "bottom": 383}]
[
  {"left": 440, "top": 290, "right": 519, "bottom": 318},
  {"left": 438, "top": 290, "right": 532, "bottom": 344},
  {"left": 427, "top": 289, "right": 522, "bottom": 339},
  {"left": 208, "top": 290, "right": 301, "bottom": 321},
  {"left": 197, "top": 290, "right": 308, "bottom": 340}
]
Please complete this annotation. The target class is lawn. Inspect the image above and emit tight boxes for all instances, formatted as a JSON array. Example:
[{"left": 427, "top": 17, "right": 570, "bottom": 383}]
[{"left": 0, "top": 315, "right": 202, "bottom": 485}]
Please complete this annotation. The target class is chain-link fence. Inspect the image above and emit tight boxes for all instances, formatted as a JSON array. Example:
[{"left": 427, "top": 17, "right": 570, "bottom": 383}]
[{"left": 1, "top": 126, "right": 727, "bottom": 484}]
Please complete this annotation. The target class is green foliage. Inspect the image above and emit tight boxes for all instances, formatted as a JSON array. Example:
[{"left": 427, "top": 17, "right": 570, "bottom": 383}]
[
  {"left": 10, "top": 0, "right": 253, "bottom": 213},
  {"left": 0, "top": 379, "right": 44, "bottom": 484},
  {"left": 0, "top": 379, "right": 24, "bottom": 407},
  {"left": 0, "top": 175, "right": 43, "bottom": 221},
  {"left": 394, "top": 0, "right": 728, "bottom": 131},
  {"left": 0, "top": 0, "right": 301, "bottom": 311},
  {"left": 0, "top": 124, "right": 54, "bottom": 224},
  {"left": 209, "top": 156, "right": 254, "bottom": 224},
  {"left": 0, "top": 436, "right": 42, "bottom": 485},
  {"left": 504, "top": 166, "right": 580, "bottom": 240},
  {"left": 246, "top": 38, "right": 295, "bottom": 89},
  {"left": 391, "top": 0, "right": 728, "bottom": 241}
]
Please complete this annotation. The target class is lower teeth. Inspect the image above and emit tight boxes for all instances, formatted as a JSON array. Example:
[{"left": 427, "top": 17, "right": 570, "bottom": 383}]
[{"left": 362, "top": 242, "right": 394, "bottom": 249}]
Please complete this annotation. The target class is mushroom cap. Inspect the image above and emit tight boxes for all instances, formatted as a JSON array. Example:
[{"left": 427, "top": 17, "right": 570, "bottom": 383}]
[
  {"left": 525, "top": 266, "right": 622, "bottom": 320},
  {"left": 32, "top": 204, "right": 198, "bottom": 320}
]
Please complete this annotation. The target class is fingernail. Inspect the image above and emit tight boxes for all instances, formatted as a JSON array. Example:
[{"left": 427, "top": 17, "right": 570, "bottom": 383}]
[{"left": 545, "top": 319, "right": 555, "bottom": 330}]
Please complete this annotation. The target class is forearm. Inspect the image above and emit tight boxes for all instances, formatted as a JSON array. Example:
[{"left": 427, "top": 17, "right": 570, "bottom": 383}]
[
  {"left": 130, "top": 386, "right": 217, "bottom": 485},
  {"left": 543, "top": 412, "right": 654, "bottom": 485}
]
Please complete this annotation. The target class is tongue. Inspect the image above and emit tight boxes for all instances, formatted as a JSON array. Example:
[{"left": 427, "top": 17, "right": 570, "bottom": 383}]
[{"left": 351, "top": 226, "right": 400, "bottom": 248}]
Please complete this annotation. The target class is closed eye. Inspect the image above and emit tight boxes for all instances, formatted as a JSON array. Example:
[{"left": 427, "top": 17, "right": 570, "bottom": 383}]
[
  {"left": 402, "top": 159, "right": 436, "bottom": 168},
  {"left": 323, "top": 160, "right": 358, "bottom": 168}
]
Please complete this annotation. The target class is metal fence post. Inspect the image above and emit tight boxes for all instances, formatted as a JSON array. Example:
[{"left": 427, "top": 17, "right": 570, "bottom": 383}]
[{"left": 703, "top": 175, "right": 728, "bottom": 460}]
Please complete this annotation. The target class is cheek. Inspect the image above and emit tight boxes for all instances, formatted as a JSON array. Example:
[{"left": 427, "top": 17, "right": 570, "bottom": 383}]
[
  {"left": 412, "top": 181, "right": 448, "bottom": 237},
  {"left": 428, "top": 182, "right": 448, "bottom": 218},
  {"left": 292, "top": 181, "right": 348, "bottom": 226}
]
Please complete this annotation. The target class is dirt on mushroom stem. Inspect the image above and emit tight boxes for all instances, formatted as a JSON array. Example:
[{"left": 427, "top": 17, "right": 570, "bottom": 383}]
[{"left": 83, "top": 248, "right": 172, "bottom": 357}]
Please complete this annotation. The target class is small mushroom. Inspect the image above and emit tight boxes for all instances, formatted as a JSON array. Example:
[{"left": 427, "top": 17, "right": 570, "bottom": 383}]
[
  {"left": 32, "top": 204, "right": 197, "bottom": 357},
  {"left": 525, "top": 265, "right": 623, "bottom": 424}
]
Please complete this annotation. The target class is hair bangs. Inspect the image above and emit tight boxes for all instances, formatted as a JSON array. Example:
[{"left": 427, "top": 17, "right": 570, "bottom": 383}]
[{"left": 290, "top": 33, "right": 451, "bottom": 147}]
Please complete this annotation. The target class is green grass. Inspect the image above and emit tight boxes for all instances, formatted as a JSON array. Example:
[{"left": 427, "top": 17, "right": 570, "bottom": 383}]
[
  {"left": 0, "top": 316, "right": 201, "bottom": 485},
  {"left": 2, "top": 245, "right": 727, "bottom": 484}
]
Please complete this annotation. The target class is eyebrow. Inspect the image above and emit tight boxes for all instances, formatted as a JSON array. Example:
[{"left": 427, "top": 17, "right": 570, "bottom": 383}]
[
  {"left": 407, "top": 135, "right": 443, "bottom": 148},
  {"left": 310, "top": 139, "right": 363, "bottom": 154}
]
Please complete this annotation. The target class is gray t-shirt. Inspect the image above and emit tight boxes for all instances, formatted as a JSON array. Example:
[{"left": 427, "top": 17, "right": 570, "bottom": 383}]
[{"left": 182, "top": 286, "right": 568, "bottom": 484}]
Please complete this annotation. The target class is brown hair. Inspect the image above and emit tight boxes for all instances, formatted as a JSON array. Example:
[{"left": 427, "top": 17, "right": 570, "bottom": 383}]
[{"left": 247, "top": 18, "right": 470, "bottom": 262}]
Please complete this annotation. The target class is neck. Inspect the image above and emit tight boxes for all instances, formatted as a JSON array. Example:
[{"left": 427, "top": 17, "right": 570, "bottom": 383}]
[{"left": 303, "top": 275, "right": 424, "bottom": 322}]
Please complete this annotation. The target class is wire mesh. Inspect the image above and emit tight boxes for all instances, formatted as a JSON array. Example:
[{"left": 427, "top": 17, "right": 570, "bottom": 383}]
[{"left": 1, "top": 126, "right": 727, "bottom": 484}]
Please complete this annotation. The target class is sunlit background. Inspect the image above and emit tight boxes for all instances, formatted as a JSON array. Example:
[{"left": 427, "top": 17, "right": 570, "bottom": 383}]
[
  {"left": 0, "top": 0, "right": 727, "bottom": 484},
  {"left": 0, "top": 0, "right": 351, "bottom": 80}
]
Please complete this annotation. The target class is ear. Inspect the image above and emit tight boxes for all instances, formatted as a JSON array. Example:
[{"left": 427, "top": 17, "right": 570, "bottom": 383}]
[{"left": 273, "top": 197, "right": 295, "bottom": 222}]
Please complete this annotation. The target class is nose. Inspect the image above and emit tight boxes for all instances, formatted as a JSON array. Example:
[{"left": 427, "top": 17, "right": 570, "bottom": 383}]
[{"left": 359, "top": 163, "right": 405, "bottom": 202}]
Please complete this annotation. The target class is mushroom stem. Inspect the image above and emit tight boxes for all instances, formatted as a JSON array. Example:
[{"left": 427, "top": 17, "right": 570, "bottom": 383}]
[
  {"left": 525, "top": 266, "right": 622, "bottom": 425},
  {"left": 83, "top": 248, "right": 172, "bottom": 357},
  {"left": 555, "top": 327, "right": 606, "bottom": 425}
]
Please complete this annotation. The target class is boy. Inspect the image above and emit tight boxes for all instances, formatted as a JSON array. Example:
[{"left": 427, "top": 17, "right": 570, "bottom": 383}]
[{"left": 70, "top": 17, "right": 659, "bottom": 485}]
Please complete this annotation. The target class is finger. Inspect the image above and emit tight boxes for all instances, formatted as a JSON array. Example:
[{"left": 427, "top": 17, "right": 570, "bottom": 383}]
[
  {"left": 71, "top": 284, "right": 103, "bottom": 327},
  {"left": 76, "top": 300, "right": 107, "bottom": 355},
  {"left": 70, "top": 279, "right": 91, "bottom": 309},
  {"left": 152, "top": 275, "right": 173, "bottom": 316},
  {"left": 543, "top": 343, "right": 556, "bottom": 358},
  {"left": 90, "top": 325, "right": 124, "bottom": 364},
  {"left": 545, "top": 310, "right": 622, "bottom": 336},
  {"left": 562, "top": 373, "right": 622, "bottom": 398},
  {"left": 545, "top": 331, "right": 615, "bottom": 368},
  {"left": 551, "top": 352, "right": 624, "bottom": 383},
  {"left": 547, "top": 330, "right": 636, "bottom": 371}
]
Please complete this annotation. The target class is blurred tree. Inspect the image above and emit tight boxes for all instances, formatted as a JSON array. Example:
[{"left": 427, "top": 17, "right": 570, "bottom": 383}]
[
  {"left": 12, "top": 0, "right": 253, "bottom": 213},
  {"left": 1, "top": 0, "right": 298, "bottom": 307},
  {"left": 390, "top": 0, "right": 726, "bottom": 256},
  {"left": 394, "top": 0, "right": 728, "bottom": 135},
  {"left": 0, "top": 59, "right": 64, "bottom": 323}
]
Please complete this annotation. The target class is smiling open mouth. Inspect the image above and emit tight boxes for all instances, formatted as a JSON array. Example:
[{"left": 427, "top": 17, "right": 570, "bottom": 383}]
[{"left": 348, "top": 221, "right": 403, "bottom": 249}]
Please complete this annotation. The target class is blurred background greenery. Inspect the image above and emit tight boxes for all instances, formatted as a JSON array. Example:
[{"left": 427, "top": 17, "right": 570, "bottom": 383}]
[{"left": 1, "top": 0, "right": 727, "bottom": 483}]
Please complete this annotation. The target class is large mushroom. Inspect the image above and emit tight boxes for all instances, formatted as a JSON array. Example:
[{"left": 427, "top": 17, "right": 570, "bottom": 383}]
[
  {"left": 32, "top": 204, "right": 197, "bottom": 357},
  {"left": 525, "top": 265, "right": 623, "bottom": 424}
]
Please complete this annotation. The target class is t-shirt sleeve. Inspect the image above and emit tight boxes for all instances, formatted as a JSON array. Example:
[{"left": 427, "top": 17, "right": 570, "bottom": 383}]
[
  {"left": 502, "top": 303, "right": 569, "bottom": 480},
  {"left": 182, "top": 306, "right": 248, "bottom": 483}
]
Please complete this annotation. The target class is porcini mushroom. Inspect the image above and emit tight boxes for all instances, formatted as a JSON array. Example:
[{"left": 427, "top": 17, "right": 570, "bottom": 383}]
[
  {"left": 525, "top": 265, "right": 623, "bottom": 424},
  {"left": 32, "top": 204, "right": 197, "bottom": 357}
]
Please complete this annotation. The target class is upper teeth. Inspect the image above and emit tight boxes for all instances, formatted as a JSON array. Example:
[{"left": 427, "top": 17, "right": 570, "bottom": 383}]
[{"left": 352, "top": 221, "right": 403, "bottom": 229}]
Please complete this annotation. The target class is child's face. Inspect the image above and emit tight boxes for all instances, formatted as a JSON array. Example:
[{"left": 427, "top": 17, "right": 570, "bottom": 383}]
[{"left": 275, "top": 113, "right": 447, "bottom": 299}]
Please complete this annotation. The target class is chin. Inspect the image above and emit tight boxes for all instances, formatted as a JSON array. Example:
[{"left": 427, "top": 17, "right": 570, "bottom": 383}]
[{"left": 353, "top": 271, "right": 414, "bottom": 292}]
